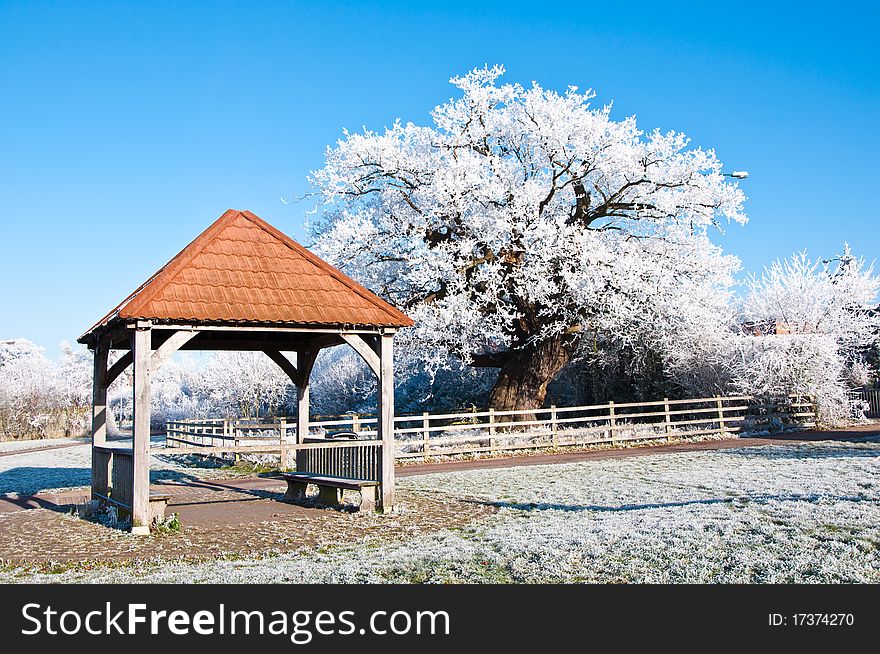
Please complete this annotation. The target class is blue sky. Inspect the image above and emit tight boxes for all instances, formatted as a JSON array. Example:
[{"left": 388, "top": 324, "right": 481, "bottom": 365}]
[{"left": 1, "top": 1, "right": 877, "bottom": 356}]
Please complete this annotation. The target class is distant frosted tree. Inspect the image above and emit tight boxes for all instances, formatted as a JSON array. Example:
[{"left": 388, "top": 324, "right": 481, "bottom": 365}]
[
  {"left": 0, "top": 339, "right": 56, "bottom": 436},
  {"left": 732, "top": 247, "right": 880, "bottom": 423},
  {"left": 195, "top": 351, "right": 291, "bottom": 419},
  {"left": 308, "top": 346, "right": 498, "bottom": 416},
  {"left": 55, "top": 341, "right": 92, "bottom": 435},
  {"left": 310, "top": 65, "right": 745, "bottom": 411},
  {"left": 0, "top": 339, "right": 90, "bottom": 437}
]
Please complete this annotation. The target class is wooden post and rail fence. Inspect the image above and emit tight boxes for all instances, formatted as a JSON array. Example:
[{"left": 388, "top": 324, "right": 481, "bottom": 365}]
[
  {"left": 854, "top": 388, "right": 880, "bottom": 419},
  {"left": 161, "top": 394, "right": 819, "bottom": 469}
]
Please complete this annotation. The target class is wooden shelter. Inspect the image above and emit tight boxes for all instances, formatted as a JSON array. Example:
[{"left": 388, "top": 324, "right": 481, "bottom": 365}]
[{"left": 78, "top": 209, "right": 413, "bottom": 533}]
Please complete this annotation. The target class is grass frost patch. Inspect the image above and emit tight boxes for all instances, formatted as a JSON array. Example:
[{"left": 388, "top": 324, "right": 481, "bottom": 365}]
[
  {"left": 2, "top": 439, "right": 878, "bottom": 583},
  {"left": 0, "top": 442, "right": 247, "bottom": 496}
]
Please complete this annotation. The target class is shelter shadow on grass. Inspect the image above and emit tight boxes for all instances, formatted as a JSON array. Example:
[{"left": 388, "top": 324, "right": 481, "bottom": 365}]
[
  {"left": 0, "top": 466, "right": 90, "bottom": 496},
  {"left": 722, "top": 443, "right": 880, "bottom": 460},
  {"left": 472, "top": 492, "right": 874, "bottom": 514}
]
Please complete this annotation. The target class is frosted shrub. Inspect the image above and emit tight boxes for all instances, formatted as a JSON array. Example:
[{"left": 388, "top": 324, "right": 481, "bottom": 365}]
[
  {"left": 0, "top": 339, "right": 91, "bottom": 439},
  {"left": 734, "top": 249, "right": 880, "bottom": 425}
]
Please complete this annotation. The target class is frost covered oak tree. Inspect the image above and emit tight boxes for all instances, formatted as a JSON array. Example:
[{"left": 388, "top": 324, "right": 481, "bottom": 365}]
[{"left": 311, "top": 66, "right": 745, "bottom": 411}]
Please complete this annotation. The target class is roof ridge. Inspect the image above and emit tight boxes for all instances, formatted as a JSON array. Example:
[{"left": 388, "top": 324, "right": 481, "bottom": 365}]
[
  {"left": 79, "top": 209, "right": 413, "bottom": 343},
  {"left": 81, "top": 210, "right": 242, "bottom": 336},
  {"left": 120, "top": 210, "right": 242, "bottom": 318},
  {"left": 238, "top": 210, "right": 412, "bottom": 325}
]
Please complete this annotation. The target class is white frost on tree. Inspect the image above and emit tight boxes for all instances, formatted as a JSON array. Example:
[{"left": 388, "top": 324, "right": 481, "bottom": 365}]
[
  {"left": 731, "top": 247, "right": 880, "bottom": 424},
  {"left": 0, "top": 339, "right": 92, "bottom": 438},
  {"left": 309, "top": 65, "right": 746, "bottom": 410},
  {"left": 194, "top": 351, "right": 291, "bottom": 420}
]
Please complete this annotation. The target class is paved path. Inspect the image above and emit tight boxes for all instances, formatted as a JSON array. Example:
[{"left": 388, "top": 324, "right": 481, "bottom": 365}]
[
  {"left": 398, "top": 424, "right": 880, "bottom": 476},
  {"left": 0, "top": 440, "right": 86, "bottom": 458},
  {"left": 1, "top": 423, "right": 877, "bottom": 522}
]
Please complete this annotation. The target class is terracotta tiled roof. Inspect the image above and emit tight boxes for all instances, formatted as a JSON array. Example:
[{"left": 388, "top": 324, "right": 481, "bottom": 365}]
[{"left": 81, "top": 209, "right": 413, "bottom": 338}]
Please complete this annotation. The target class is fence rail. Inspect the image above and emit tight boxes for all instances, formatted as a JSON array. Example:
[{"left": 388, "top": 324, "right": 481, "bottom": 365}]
[
  {"left": 854, "top": 389, "right": 880, "bottom": 418},
  {"left": 164, "top": 394, "right": 817, "bottom": 464}
]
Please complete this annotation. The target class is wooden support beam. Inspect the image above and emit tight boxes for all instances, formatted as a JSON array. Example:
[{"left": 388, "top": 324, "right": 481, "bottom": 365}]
[
  {"left": 295, "top": 350, "right": 319, "bottom": 444},
  {"left": 149, "top": 329, "right": 199, "bottom": 373},
  {"left": 378, "top": 332, "right": 395, "bottom": 513},
  {"left": 292, "top": 333, "right": 346, "bottom": 353},
  {"left": 297, "top": 349, "right": 318, "bottom": 382},
  {"left": 170, "top": 332, "right": 344, "bottom": 353},
  {"left": 91, "top": 343, "right": 110, "bottom": 500},
  {"left": 363, "top": 334, "right": 380, "bottom": 357},
  {"left": 104, "top": 324, "right": 133, "bottom": 351},
  {"left": 341, "top": 333, "right": 381, "bottom": 376},
  {"left": 263, "top": 350, "right": 301, "bottom": 386},
  {"left": 130, "top": 326, "right": 152, "bottom": 535},
  {"left": 105, "top": 351, "right": 133, "bottom": 387},
  {"left": 156, "top": 323, "right": 382, "bottom": 335}
]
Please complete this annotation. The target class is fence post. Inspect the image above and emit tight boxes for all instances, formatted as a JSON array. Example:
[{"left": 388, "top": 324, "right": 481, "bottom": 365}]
[
  {"left": 422, "top": 412, "right": 430, "bottom": 458},
  {"left": 279, "top": 418, "right": 288, "bottom": 469},
  {"left": 716, "top": 397, "right": 726, "bottom": 437},
  {"left": 550, "top": 405, "right": 558, "bottom": 447},
  {"left": 489, "top": 408, "right": 497, "bottom": 451},
  {"left": 352, "top": 413, "right": 361, "bottom": 435},
  {"left": 608, "top": 401, "right": 616, "bottom": 446},
  {"left": 663, "top": 398, "right": 672, "bottom": 440}
]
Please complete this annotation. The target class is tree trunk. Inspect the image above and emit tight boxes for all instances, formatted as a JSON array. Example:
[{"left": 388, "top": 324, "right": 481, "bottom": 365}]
[{"left": 487, "top": 336, "right": 572, "bottom": 417}]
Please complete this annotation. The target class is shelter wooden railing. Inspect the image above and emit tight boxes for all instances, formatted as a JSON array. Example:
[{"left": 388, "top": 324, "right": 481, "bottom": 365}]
[
  {"left": 295, "top": 440, "right": 382, "bottom": 481},
  {"left": 91, "top": 444, "right": 134, "bottom": 510},
  {"left": 164, "top": 394, "right": 817, "bottom": 464},
  {"left": 154, "top": 438, "right": 384, "bottom": 482}
]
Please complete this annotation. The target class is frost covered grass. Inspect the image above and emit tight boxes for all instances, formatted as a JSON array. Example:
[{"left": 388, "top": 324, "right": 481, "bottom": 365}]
[
  {"left": 0, "top": 440, "right": 244, "bottom": 496},
  {"left": 0, "top": 444, "right": 93, "bottom": 495},
  {"left": 0, "top": 437, "right": 82, "bottom": 454},
  {"left": 3, "top": 438, "right": 877, "bottom": 583}
]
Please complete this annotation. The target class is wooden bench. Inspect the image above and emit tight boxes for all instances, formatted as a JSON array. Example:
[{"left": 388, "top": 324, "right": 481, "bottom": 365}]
[
  {"left": 148, "top": 492, "right": 172, "bottom": 523},
  {"left": 91, "top": 491, "right": 172, "bottom": 522},
  {"left": 280, "top": 473, "right": 380, "bottom": 512}
]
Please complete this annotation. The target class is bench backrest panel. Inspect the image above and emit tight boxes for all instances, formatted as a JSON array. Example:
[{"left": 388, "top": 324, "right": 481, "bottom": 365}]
[{"left": 295, "top": 442, "right": 382, "bottom": 481}]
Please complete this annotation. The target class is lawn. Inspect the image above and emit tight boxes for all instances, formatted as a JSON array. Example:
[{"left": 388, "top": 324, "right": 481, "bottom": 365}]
[
  {"left": 1, "top": 437, "right": 877, "bottom": 583},
  {"left": 0, "top": 439, "right": 253, "bottom": 496}
]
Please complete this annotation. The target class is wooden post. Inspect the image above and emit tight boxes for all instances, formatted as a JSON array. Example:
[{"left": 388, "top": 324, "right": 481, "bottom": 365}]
[
  {"left": 488, "top": 408, "right": 496, "bottom": 451},
  {"left": 716, "top": 396, "right": 726, "bottom": 436},
  {"left": 279, "top": 418, "right": 288, "bottom": 469},
  {"left": 91, "top": 343, "right": 110, "bottom": 500},
  {"left": 608, "top": 401, "right": 616, "bottom": 446},
  {"left": 663, "top": 397, "right": 672, "bottom": 440},
  {"left": 352, "top": 413, "right": 361, "bottom": 435},
  {"left": 297, "top": 383, "right": 310, "bottom": 444},
  {"left": 130, "top": 324, "right": 152, "bottom": 535},
  {"left": 550, "top": 405, "right": 558, "bottom": 447},
  {"left": 295, "top": 350, "right": 317, "bottom": 445},
  {"left": 378, "top": 332, "right": 395, "bottom": 513},
  {"left": 422, "top": 412, "right": 430, "bottom": 458},
  {"left": 229, "top": 418, "right": 240, "bottom": 465}
]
